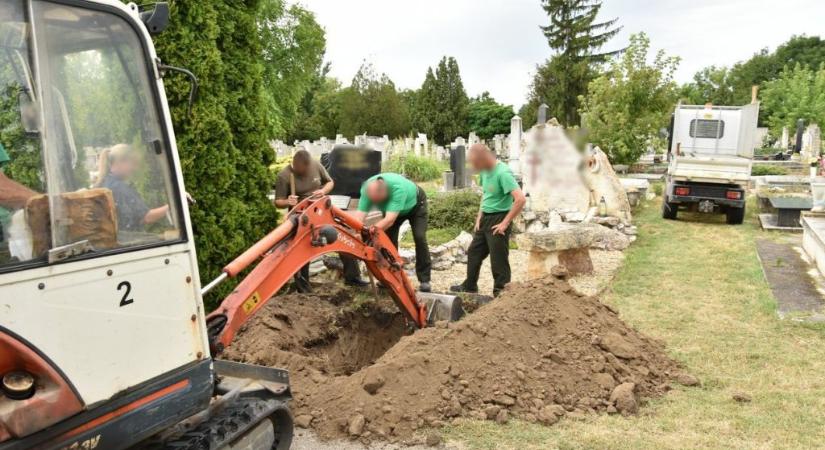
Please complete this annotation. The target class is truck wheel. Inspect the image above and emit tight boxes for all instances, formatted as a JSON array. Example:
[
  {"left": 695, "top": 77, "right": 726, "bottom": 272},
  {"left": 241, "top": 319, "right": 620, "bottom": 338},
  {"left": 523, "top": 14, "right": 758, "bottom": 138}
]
[
  {"left": 662, "top": 200, "right": 678, "bottom": 220},
  {"left": 726, "top": 206, "right": 745, "bottom": 225}
]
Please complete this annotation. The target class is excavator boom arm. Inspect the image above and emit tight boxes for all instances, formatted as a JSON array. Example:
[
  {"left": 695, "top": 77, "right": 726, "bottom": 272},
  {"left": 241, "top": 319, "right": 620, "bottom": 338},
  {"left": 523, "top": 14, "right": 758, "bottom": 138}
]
[{"left": 205, "top": 196, "right": 427, "bottom": 354}]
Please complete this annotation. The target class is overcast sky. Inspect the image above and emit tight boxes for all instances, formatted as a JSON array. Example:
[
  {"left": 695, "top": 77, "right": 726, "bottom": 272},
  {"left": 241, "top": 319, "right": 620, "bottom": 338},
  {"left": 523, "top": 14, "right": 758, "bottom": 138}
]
[{"left": 299, "top": 0, "right": 825, "bottom": 109}]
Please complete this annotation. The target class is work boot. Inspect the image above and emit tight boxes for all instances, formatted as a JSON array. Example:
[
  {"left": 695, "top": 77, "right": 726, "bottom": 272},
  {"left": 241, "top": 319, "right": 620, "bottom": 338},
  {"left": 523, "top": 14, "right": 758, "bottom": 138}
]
[
  {"left": 345, "top": 278, "right": 370, "bottom": 288},
  {"left": 419, "top": 282, "right": 431, "bottom": 293},
  {"left": 449, "top": 283, "right": 478, "bottom": 294},
  {"left": 293, "top": 281, "right": 312, "bottom": 294}
]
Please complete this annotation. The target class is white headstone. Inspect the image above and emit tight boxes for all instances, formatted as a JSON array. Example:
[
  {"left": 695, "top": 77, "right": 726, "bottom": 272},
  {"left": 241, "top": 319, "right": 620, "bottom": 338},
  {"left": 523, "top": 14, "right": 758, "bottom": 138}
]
[
  {"left": 468, "top": 132, "right": 480, "bottom": 146},
  {"left": 509, "top": 116, "right": 523, "bottom": 175},
  {"left": 781, "top": 127, "right": 790, "bottom": 149},
  {"left": 802, "top": 124, "right": 822, "bottom": 161},
  {"left": 521, "top": 121, "right": 590, "bottom": 214}
]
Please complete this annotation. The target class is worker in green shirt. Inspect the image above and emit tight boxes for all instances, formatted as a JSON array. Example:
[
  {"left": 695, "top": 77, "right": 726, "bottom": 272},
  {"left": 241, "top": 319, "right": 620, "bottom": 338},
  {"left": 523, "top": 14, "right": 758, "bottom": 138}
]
[
  {"left": 350, "top": 173, "right": 432, "bottom": 292},
  {"left": 451, "top": 144, "right": 526, "bottom": 297}
]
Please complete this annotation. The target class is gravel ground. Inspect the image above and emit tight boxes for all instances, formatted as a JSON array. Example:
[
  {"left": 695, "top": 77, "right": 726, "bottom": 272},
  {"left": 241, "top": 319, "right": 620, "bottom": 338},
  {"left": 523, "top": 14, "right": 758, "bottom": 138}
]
[
  {"left": 292, "top": 429, "right": 464, "bottom": 450},
  {"left": 426, "top": 248, "right": 624, "bottom": 297}
]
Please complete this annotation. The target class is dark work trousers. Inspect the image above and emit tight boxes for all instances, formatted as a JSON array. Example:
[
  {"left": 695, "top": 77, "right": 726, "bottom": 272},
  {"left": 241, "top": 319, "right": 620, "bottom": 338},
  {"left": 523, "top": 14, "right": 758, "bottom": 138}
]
[
  {"left": 464, "top": 211, "right": 511, "bottom": 295},
  {"left": 385, "top": 187, "right": 431, "bottom": 283},
  {"left": 294, "top": 254, "right": 361, "bottom": 291}
]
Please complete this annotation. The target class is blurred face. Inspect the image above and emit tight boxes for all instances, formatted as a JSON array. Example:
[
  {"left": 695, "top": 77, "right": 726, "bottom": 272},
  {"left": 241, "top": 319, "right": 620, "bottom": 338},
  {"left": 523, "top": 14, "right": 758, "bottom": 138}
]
[
  {"left": 110, "top": 154, "right": 138, "bottom": 179},
  {"left": 292, "top": 158, "right": 310, "bottom": 177},
  {"left": 366, "top": 180, "right": 388, "bottom": 204},
  {"left": 468, "top": 146, "right": 494, "bottom": 171}
]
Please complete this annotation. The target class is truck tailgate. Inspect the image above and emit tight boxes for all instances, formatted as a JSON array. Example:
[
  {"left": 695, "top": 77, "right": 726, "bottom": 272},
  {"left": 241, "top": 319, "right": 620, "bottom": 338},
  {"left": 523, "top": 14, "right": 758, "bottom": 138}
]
[{"left": 670, "top": 155, "right": 751, "bottom": 184}]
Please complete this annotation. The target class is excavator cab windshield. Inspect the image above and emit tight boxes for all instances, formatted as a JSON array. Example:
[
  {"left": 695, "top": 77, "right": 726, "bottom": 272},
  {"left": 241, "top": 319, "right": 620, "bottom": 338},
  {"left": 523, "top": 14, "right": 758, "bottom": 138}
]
[{"left": 0, "top": 0, "right": 182, "bottom": 272}]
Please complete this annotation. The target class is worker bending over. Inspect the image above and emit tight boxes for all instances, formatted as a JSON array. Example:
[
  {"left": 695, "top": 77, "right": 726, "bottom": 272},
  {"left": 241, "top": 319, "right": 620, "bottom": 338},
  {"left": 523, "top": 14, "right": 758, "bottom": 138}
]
[
  {"left": 350, "top": 173, "right": 432, "bottom": 292},
  {"left": 452, "top": 144, "right": 525, "bottom": 297},
  {"left": 275, "top": 150, "right": 368, "bottom": 293}
]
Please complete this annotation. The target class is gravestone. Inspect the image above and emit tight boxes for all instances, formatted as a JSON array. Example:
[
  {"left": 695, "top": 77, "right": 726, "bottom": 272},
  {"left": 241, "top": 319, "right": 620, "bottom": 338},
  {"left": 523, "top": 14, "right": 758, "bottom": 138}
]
[
  {"left": 781, "top": 127, "right": 790, "bottom": 149},
  {"left": 468, "top": 132, "right": 480, "bottom": 146},
  {"left": 795, "top": 119, "right": 805, "bottom": 153},
  {"left": 508, "top": 115, "right": 523, "bottom": 175},
  {"left": 325, "top": 145, "right": 382, "bottom": 198},
  {"left": 450, "top": 146, "right": 467, "bottom": 189},
  {"left": 442, "top": 171, "right": 455, "bottom": 192},
  {"left": 521, "top": 120, "right": 590, "bottom": 214},
  {"left": 537, "top": 104, "right": 549, "bottom": 124},
  {"left": 802, "top": 124, "right": 822, "bottom": 161}
]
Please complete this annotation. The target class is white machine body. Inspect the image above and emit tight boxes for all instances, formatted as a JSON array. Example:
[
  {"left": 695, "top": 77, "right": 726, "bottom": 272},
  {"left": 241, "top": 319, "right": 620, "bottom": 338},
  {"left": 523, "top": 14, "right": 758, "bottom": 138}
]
[{"left": 0, "top": 0, "right": 209, "bottom": 408}]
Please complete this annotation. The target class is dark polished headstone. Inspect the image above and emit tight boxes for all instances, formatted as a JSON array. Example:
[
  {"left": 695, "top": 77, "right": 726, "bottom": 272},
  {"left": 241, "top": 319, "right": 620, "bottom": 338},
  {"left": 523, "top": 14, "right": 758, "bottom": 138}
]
[
  {"left": 450, "top": 146, "right": 466, "bottom": 189},
  {"left": 324, "top": 145, "right": 382, "bottom": 198}
]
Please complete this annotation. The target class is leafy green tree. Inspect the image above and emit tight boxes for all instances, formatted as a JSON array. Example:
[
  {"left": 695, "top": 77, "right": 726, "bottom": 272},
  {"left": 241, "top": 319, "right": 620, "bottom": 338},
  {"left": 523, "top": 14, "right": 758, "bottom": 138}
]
[
  {"left": 259, "top": 1, "right": 327, "bottom": 138},
  {"left": 679, "top": 66, "right": 736, "bottom": 105},
  {"left": 467, "top": 93, "right": 515, "bottom": 140},
  {"left": 525, "top": 0, "right": 621, "bottom": 126},
  {"left": 150, "top": 0, "right": 279, "bottom": 306},
  {"left": 411, "top": 57, "right": 469, "bottom": 145},
  {"left": 288, "top": 66, "right": 343, "bottom": 142},
  {"left": 339, "top": 62, "right": 409, "bottom": 138},
  {"left": 579, "top": 33, "right": 679, "bottom": 164},
  {"left": 730, "top": 35, "right": 825, "bottom": 104},
  {"left": 762, "top": 64, "right": 825, "bottom": 136}
]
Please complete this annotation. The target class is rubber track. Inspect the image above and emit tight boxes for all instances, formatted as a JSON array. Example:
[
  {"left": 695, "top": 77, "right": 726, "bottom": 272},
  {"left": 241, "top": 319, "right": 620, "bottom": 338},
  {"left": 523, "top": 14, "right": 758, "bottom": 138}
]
[{"left": 150, "top": 398, "right": 282, "bottom": 450}]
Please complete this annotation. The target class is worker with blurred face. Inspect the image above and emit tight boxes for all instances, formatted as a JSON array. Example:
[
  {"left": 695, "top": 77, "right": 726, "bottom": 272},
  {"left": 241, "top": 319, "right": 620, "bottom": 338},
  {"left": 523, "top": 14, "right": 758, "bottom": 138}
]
[
  {"left": 96, "top": 144, "right": 170, "bottom": 232},
  {"left": 275, "top": 150, "right": 368, "bottom": 293},
  {"left": 451, "top": 144, "right": 526, "bottom": 297},
  {"left": 350, "top": 173, "right": 432, "bottom": 292}
]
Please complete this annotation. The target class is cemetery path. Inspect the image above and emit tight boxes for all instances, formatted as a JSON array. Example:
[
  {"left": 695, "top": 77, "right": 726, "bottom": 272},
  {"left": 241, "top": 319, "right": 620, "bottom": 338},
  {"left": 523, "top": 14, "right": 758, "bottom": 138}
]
[
  {"left": 755, "top": 238, "right": 825, "bottom": 320},
  {"left": 441, "top": 198, "right": 825, "bottom": 449}
]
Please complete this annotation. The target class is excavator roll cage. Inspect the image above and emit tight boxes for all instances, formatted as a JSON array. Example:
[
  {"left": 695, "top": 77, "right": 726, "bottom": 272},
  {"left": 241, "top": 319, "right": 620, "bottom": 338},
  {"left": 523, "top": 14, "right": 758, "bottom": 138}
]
[{"left": 205, "top": 196, "right": 431, "bottom": 354}]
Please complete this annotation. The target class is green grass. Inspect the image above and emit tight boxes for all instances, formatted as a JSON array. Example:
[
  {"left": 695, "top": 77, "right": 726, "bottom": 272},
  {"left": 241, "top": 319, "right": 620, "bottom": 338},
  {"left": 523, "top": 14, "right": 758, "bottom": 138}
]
[
  {"left": 443, "top": 198, "right": 825, "bottom": 449},
  {"left": 400, "top": 227, "right": 461, "bottom": 247}
]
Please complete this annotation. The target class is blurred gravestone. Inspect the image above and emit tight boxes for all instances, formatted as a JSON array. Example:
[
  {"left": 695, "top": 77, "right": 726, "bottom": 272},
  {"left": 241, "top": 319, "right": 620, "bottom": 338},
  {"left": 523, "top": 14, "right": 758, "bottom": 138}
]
[{"left": 325, "top": 145, "right": 382, "bottom": 198}]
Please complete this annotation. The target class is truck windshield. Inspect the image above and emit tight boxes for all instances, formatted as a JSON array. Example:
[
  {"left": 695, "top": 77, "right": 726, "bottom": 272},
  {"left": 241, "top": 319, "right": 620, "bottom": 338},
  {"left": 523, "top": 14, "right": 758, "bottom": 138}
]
[{"left": 0, "top": 1, "right": 181, "bottom": 270}]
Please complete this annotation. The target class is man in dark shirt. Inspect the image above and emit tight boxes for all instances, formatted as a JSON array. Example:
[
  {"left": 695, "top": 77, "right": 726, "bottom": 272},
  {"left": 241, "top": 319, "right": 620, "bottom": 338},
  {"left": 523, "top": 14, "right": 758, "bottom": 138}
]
[
  {"left": 274, "top": 150, "right": 368, "bottom": 293},
  {"left": 100, "top": 174, "right": 151, "bottom": 232}
]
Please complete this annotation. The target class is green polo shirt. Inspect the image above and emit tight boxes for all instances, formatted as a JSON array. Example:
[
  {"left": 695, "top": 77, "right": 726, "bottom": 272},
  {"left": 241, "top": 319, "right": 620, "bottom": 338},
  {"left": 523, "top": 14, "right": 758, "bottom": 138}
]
[
  {"left": 358, "top": 173, "right": 418, "bottom": 215},
  {"left": 480, "top": 162, "right": 519, "bottom": 213}
]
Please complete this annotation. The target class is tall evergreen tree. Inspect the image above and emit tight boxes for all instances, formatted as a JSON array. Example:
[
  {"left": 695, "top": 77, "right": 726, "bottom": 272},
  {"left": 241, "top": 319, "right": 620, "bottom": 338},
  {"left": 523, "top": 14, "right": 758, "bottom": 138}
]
[
  {"left": 411, "top": 57, "right": 469, "bottom": 145},
  {"left": 524, "top": 0, "right": 621, "bottom": 126},
  {"left": 339, "top": 62, "right": 409, "bottom": 138}
]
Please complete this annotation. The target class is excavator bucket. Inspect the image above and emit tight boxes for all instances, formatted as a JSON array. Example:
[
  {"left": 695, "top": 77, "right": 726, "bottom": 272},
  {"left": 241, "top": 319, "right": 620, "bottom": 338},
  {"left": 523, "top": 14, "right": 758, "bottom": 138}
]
[{"left": 418, "top": 292, "right": 465, "bottom": 324}]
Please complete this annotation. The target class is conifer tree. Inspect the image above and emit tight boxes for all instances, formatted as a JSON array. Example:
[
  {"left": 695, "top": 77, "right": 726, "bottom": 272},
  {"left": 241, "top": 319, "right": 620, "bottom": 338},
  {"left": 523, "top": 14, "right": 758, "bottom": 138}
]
[{"left": 524, "top": 0, "right": 621, "bottom": 126}]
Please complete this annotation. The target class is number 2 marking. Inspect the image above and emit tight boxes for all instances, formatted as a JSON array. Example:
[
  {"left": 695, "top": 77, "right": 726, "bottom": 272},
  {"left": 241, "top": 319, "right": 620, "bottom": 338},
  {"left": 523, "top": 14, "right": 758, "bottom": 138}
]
[{"left": 118, "top": 281, "right": 134, "bottom": 307}]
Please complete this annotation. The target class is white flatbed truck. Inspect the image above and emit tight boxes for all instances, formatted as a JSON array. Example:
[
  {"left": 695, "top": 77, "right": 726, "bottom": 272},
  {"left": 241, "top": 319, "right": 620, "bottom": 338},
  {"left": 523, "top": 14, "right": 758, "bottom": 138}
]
[{"left": 662, "top": 99, "right": 760, "bottom": 224}]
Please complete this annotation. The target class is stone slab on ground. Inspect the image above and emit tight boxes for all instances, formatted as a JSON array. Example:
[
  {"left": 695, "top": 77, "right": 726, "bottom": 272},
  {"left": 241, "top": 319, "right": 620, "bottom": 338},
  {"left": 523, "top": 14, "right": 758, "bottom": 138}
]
[
  {"left": 758, "top": 214, "right": 803, "bottom": 232},
  {"left": 755, "top": 238, "right": 825, "bottom": 320}
]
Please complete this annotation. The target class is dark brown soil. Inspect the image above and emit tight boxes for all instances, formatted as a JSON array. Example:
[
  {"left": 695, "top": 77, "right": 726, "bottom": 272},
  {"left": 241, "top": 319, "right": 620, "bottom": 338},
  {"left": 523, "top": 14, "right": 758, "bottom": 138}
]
[{"left": 225, "top": 275, "right": 686, "bottom": 445}]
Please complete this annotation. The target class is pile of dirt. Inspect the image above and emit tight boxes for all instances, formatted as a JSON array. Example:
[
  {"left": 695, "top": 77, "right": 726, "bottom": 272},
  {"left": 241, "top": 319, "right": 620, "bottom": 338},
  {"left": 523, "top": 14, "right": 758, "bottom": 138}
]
[{"left": 226, "top": 274, "right": 688, "bottom": 445}]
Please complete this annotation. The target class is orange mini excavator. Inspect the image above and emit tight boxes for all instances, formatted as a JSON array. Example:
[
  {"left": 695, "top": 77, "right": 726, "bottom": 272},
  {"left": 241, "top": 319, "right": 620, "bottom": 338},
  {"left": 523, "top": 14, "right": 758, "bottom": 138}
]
[{"left": 202, "top": 195, "right": 464, "bottom": 356}]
